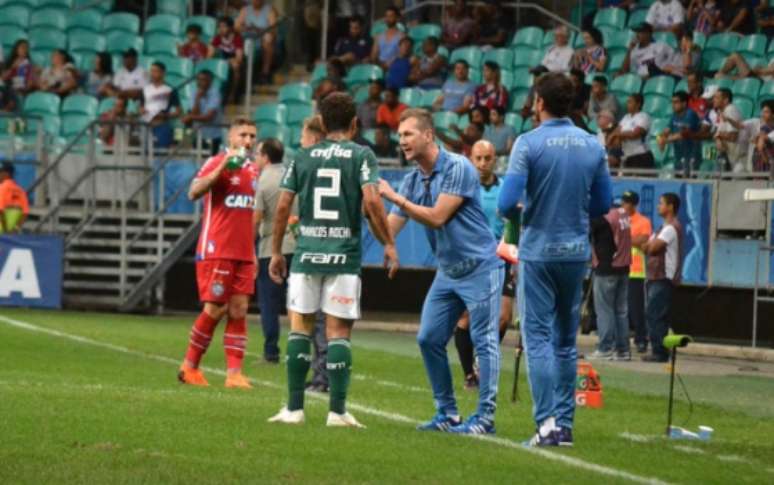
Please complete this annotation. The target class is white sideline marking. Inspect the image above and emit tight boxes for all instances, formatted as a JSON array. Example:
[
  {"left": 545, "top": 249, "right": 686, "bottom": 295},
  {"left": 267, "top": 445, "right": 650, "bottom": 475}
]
[
  {"left": 673, "top": 445, "right": 705, "bottom": 455},
  {"left": 716, "top": 455, "right": 751, "bottom": 464},
  {"left": 620, "top": 432, "right": 655, "bottom": 443},
  {"left": 0, "top": 314, "right": 668, "bottom": 485}
]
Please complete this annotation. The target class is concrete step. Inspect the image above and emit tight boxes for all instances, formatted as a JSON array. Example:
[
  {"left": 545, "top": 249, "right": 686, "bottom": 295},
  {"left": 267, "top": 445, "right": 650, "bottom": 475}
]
[
  {"left": 65, "top": 252, "right": 161, "bottom": 263},
  {"left": 65, "top": 266, "right": 147, "bottom": 278}
]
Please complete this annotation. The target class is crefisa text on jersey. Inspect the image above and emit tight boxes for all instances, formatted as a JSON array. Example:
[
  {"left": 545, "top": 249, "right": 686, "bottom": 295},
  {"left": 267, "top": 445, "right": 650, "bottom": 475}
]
[{"left": 310, "top": 144, "right": 353, "bottom": 159}]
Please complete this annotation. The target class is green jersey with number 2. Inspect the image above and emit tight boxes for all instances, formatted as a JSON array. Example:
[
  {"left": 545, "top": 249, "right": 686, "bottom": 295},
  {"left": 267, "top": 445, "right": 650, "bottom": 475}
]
[{"left": 280, "top": 139, "right": 379, "bottom": 274}]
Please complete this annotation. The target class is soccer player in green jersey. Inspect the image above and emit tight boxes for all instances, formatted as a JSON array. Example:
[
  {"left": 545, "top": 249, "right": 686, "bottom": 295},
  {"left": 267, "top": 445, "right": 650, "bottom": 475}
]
[{"left": 267, "top": 92, "right": 399, "bottom": 427}]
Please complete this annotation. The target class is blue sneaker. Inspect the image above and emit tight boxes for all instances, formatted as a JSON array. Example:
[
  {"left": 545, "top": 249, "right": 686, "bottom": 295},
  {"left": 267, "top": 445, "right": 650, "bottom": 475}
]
[
  {"left": 416, "top": 413, "right": 461, "bottom": 432},
  {"left": 449, "top": 414, "right": 495, "bottom": 435},
  {"left": 523, "top": 429, "right": 559, "bottom": 447},
  {"left": 555, "top": 427, "right": 573, "bottom": 447}
]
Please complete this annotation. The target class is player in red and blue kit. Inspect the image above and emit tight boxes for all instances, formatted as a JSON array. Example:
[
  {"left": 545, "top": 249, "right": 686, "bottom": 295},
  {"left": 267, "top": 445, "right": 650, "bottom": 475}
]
[{"left": 178, "top": 118, "right": 260, "bottom": 389}]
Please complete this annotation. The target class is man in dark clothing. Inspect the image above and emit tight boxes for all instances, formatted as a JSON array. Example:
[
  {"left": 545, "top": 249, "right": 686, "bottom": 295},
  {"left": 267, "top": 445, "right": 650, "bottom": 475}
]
[
  {"left": 588, "top": 205, "right": 632, "bottom": 361},
  {"left": 331, "top": 15, "right": 373, "bottom": 67}
]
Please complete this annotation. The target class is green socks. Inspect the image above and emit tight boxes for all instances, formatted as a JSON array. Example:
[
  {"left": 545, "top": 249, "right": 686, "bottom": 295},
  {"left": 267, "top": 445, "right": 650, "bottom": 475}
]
[
  {"left": 327, "top": 339, "right": 352, "bottom": 415},
  {"left": 286, "top": 332, "right": 312, "bottom": 411}
]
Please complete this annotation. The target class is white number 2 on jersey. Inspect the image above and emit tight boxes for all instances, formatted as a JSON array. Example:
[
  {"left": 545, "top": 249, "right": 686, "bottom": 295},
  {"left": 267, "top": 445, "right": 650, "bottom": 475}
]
[{"left": 314, "top": 168, "right": 340, "bottom": 220}]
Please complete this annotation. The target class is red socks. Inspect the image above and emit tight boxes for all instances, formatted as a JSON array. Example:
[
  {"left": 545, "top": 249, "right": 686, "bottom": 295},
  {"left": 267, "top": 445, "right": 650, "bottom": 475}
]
[
  {"left": 184, "top": 312, "right": 219, "bottom": 368},
  {"left": 223, "top": 317, "right": 247, "bottom": 372}
]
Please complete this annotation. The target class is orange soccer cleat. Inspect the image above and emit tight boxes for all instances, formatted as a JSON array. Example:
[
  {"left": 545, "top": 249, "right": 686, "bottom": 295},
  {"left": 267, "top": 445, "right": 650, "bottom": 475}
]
[
  {"left": 178, "top": 364, "right": 209, "bottom": 387},
  {"left": 225, "top": 372, "right": 253, "bottom": 389}
]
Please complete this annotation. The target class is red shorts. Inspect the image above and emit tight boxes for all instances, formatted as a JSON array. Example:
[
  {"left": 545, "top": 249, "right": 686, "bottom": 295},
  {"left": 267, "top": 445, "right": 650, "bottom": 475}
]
[{"left": 196, "top": 259, "right": 257, "bottom": 304}]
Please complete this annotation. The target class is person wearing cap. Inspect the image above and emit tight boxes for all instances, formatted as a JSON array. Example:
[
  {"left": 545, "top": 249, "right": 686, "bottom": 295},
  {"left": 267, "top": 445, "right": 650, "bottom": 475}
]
[
  {"left": 434, "top": 59, "right": 475, "bottom": 114},
  {"left": 0, "top": 162, "right": 29, "bottom": 233},
  {"left": 619, "top": 23, "right": 674, "bottom": 78},
  {"left": 540, "top": 26, "right": 574, "bottom": 73},
  {"left": 473, "top": 61, "right": 509, "bottom": 112},
  {"left": 107, "top": 48, "right": 148, "bottom": 101},
  {"left": 645, "top": 0, "right": 685, "bottom": 35},
  {"left": 621, "top": 191, "right": 651, "bottom": 354}
]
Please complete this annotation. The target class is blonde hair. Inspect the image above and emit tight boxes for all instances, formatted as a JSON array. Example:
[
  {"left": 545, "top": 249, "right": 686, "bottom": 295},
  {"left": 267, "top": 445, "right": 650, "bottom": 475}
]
[{"left": 303, "top": 115, "right": 325, "bottom": 136}]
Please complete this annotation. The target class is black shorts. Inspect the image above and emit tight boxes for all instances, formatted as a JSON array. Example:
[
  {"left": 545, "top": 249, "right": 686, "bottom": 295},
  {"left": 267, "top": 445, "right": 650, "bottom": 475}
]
[{"left": 502, "top": 262, "right": 516, "bottom": 298}]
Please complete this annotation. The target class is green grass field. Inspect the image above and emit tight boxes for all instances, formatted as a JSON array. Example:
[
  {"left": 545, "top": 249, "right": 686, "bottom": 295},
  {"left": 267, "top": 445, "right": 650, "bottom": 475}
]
[{"left": 1, "top": 308, "right": 773, "bottom": 484}]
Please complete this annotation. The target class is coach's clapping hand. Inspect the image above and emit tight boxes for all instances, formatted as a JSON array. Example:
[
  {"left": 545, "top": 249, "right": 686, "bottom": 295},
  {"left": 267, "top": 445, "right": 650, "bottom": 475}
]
[{"left": 268, "top": 254, "right": 287, "bottom": 284}]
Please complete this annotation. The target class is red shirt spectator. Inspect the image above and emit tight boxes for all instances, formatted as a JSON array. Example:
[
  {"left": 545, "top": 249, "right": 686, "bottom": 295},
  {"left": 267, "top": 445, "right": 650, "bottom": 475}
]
[
  {"left": 473, "top": 62, "right": 509, "bottom": 111},
  {"left": 376, "top": 88, "right": 407, "bottom": 131},
  {"left": 212, "top": 26, "right": 245, "bottom": 59},
  {"left": 179, "top": 24, "right": 213, "bottom": 62}
]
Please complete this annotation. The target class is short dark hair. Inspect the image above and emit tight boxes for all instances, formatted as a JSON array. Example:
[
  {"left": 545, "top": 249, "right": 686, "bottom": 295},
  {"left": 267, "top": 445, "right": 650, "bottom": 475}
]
[
  {"left": 425, "top": 36, "right": 439, "bottom": 48},
  {"left": 630, "top": 93, "right": 644, "bottom": 108},
  {"left": 570, "top": 68, "right": 585, "bottom": 81},
  {"left": 584, "top": 27, "right": 604, "bottom": 46},
  {"left": 534, "top": 72, "right": 574, "bottom": 118},
  {"left": 761, "top": 99, "right": 774, "bottom": 112},
  {"left": 718, "top": 87, "right": 733, "bottom": 102},
  {"left": 260, "top": 138, "right": 284, "bottom": 164},
  {"left": 686, "top": 70, "right": 702, "bottom": 82},
  {"left": 152, "top": 61, "right": 166, "bottom": 72},
  {"left": 319, "top": 91, "right": 357, "bottom": 133},
  {"left": 385, "top": 5, "right": 401, "bottom": 16},
  {"left": 592, "top": 75, "right": 608, "bottom": 87},
  {"left": 454, "top": 59, "right": 469, "bottom": 69},
  {"left": 186, "top": 24, "right": 202, "bottom": 35},
  {"left": 672, "top": 90, "right": 689, "bottom": 103},
  {"left": 219, "top": 16, "right": 234, "bottom": 28},
  {"left": 384, "top": 87, "right": 400, "bottom": 97},
  {"left": 350, "top": 15, "right": 364, "bottom": 25},
  {"left": 231, "top": 117, "right": 256, "bottom": 129},
  {"left": 493, "top": 106, "right": 506, "bottom": 116},
  {"left": 197, "top": 69, "right": 213, "bottom": 79},
  {"left": 484, "top": 60, "right": 500, "bottom": 71},
  {"left": 662, "top": 192, "right": 680, "bottom": 214}
]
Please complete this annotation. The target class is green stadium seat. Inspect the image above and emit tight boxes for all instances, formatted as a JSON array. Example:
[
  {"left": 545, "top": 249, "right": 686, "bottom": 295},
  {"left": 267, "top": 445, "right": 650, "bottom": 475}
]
[
  {"left": 649, "top": 117, "right": 670, "bottom": 138},
  {"left": 98, "top": 97, "right": 116, "bottom": 114},
  {"left": 0, "top": 5, "right": 31, "bottom": 28},
  {"left": 643, "top": 96, "right": 672, "bottom": 118},
  {"left": 102, "top": 12, "right": 140, "bottom": 35},
  {"left": 408, "top": 23, "right": 441, "bottom": 43},
  {"left": 654, "top": 31, "right": 677, "bottom": 49},
  {"left": 586, "top": 72, "right": 609, "bottom": 85},
  {"left": 60, "top": 113, "right": 94, "bottom": 139},
  {"left": 166, "top": 73, "right": 186, "bottom": 87},
  {"left": 594, "top": 7, "right": 626, "bottom": 29},
  {"left": 627, "top": 8, "right": 648, "bottom": 28},
  {"left": 673, "top": 78, "right": 688, "bottom": 94},
  {"left": 40, "top": 0, "right": 71, "bottom": 8},
  {"left": 499, "top": 69, "right": 514, "bottom": 90},
  {"left": 737, "top": 34, "right": 767, "bottom": 57},
  {"left": 24, "top": 92, "right": 61, "bottom": 116},
  {"left": 521, "top": 117, "right": 534, "bottom": 133},
  {"left": 510, "top": 92, "right": 528, "bottom": 112},
  {"left": 649, "top": 139, "right": 673, "bottom": 168},
  {"left": 693, "top": 32, "right": 706, "bottom": 50},
  {"left": 450, "top": 47, "right": 482, "bottom": 69},
  {"left": 30, "top": 49, "right": 53, "bottom": 67},
  {"left": 610, "top": 73, "right": 642, "bottom": 96},
  {"left": 38, "top": 114, "right": 62, "bottom": 137},
  {"left": 421, "top": 88, "right": 441, "bottom": 108},
  {"left": 69, "top": 31, "right": 106, "bottom": 56},
  {"left": 735, "top": 98, "right": 754, "bottom": 119},
  {"left": 106, "top": 32, "right": 144, "bottom": 57},
  {"left": 278, "top": 82, "right": 312, "bottom": 105},
  {"left": 61, "top": 94, "right": 98, "bottom": 116},
  {"left": 352, "top": 85, "right": 370, "bottom": 104},
  {"left": 259, "top": 124, "right": 290, "bottom": 144},
  {"left": 399, "top": 87, "right": 424, "bottom": 107},
  {"left": 310, "top": 62, "right": 328, "bottom": 87},
  {"left": 155, "top": 55, "right": 193, "bottom": 78},
  {"left": 542, "top": 29, "right": 576, "bottom": 49},
  {"left": 509, "top": 68, "right": 532, "bottom": 91},
  {"left": 705, "top": 33, "right": 739, "bottom": 57},
  {"left": 370, "top": 19, "right": 406, "bottom": 37},
  {"left": 144, "top": 32, "right": 178, "bottom": 57},
  {"left": 510, "top": 26, "right": 543, "bottom": 49},
  {"left": 185, "top": 16, "right": 216, "bottom": 40},
  {"left": 758, "top": 81, "right": 774, "bottom": 103},
  {"left": 605, "top": 29, "right": 634, "bottom": 55},
  {"left": 701, "top": 50, "right": 726, "bottom": 73},
  {"left": 361, "top": 128, "right": 377, "bottom": 146},
  {"left": 505, "top": 113, "right": 523, "bottom": 132},
  {"left": 195, "top": 59, "right": 229, "bottom": 82},
  {"left": 285, "top": 103, "right": 314, "bottom": 126},
  {"left": 144, "top": 14, "right": 182, "bottom": 36},
  {"left": 432, "top": 111, "right": 458, "bottom": 131},
  {"left": 512, "top": 49, "right": 542, "bottom": 70},
  {"left": 607, "top": 51, "right": 626, "bottom": 74},
  {"left": 733, "top": 78, "right": 761, "bottom": 103},
  {"left": 345, "top": 64, "right": 383, "bottom": 89},
  {"left": 483, "top": 48, "right": 513, "bottom": 70},
  {"left": 156, "top": 0, "right": 187, "bottom": 16},
  {"left": 643, "top": 76, "right": 675, "bottom": 100},
  {"left": 469, "top": 68, "right": 482, "bottom": 84},
  {"left": 29, "top": 28, "right": 66, "bottom": 52},
  {"left": 0, "top": 26, "right": 27, "bottom": 53},
  {"left": 30, "top": 7, "right": 67, "bottom": 30},
  {"left": 253, "top": 103, "right": 287, "bottom": 126},
  {"left": 67, "top": 8, "right": 103, "bottom": 33},
  {"left": 74, "top": 0, "right": 113, "bottom": 12}
]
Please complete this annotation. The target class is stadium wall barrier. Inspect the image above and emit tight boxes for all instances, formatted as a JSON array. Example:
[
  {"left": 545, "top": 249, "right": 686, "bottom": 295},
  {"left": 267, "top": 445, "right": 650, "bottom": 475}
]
[{"left": 0, "top": 235, "right": 63, "bottom": 309}]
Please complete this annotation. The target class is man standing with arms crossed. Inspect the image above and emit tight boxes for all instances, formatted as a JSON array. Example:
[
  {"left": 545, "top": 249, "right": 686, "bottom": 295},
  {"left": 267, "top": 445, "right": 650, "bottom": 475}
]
[
  {"left": 267, "top": 93, "right": 398, "bottom": 427},
  {"left": 498, "top": 72, "right": 612, "bottom": 446},
  {"left": 621, "top": 191, "right": 652, "bottom": 354},
  {"left": 178, "top": 119, "right": 260, "bottom": 389},
  {"left": 379, "top": 109, "right": 504, "bottom": 435}
]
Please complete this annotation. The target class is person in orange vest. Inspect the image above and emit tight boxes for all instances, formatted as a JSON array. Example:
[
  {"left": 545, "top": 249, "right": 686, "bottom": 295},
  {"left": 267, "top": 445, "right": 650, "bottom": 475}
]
[
  {"left": 621, "top": 191, "right": 652, "bottom": 354},
  {"left": 0, "top": 162, "right": 29, "bottom": 233}
]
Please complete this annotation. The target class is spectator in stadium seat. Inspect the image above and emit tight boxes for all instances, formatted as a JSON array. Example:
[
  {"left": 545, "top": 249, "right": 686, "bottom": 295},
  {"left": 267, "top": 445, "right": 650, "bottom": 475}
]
[
  {"left": 235, "top": 0, "right": 279, "bottom": 84},
  {"left": 181, "top": 70, "right": 223, "bottom": 156},
  {"left": 212, "top": 17, "right": 245, "bottom": 104},
  {"left": 483, "top": 106, "right": 516, "bottom": 156},
  {"left": 106, "top": 48, "right": 147, "bottom": 101},
  {"left": 1, "top": 40, "right": 34, "bottom": 96},
  {"left": 357, "top": 80, "right": 383, "bottom": 129},
  {"left": 520, "top": 65, "right": 549, "bottom": 119},
  {"left": 98, "top": 96, "right": 128, "bottom": 146},
  {"left": 140, "top": 62, "right": 181, "bottom": 148},
  {"left": 646, "top": 0, "right": 685, "bottom": 35},
  {"left": 372, "top": 125, "right": 399, "bottom": 158},
  {"left": 433, "top": 59, "right": 475, "bottom": 114},
  {"left": 711, "top": 88, "right": 745, "bottom": 172},
  {"left": 409, "top": 36, "right": 447, "bottom": 89},
  {"left": 0, "top": 81, "right": 18, "bottom": 113},
  {"left": 588, "top": 75, "right": 620, "bottom": 123},
  {"left": 179, "top": 24, "right": 213, "bottom": 63},
  {"left": 657, "top": 91, "right": 702, "bottom": 174},
  {"left": 715, "top": 53, "right": 774, "bottom": 81},
  {"left": 36, "top": 50, "right": 79, "bottom": 98},
  {"left": 437, "top": 120, "right": 484, "bottom": 156},
  {"left": 385, "top": 37, "right": 413, "bottom": 90},
  {"left": 659, "top": 31, "right": 701, "bottom": 78},
  {"left": 331, "top": 15, "right": 373, "bottom": 67},
  {"left": 473, "top": 61, "right": 509, "bottom": 112},
  {"left": 474, "top": 0, "right": 509, "bottom": 48},
  {"left": 611, "top": 94, "right": 654, "bottom": 169},
  {"left": 376, "top": 87, "right": 407, "bottom": 131},
  {"left": 596, "top": 109, "right": 623, "bottom": 167},
  {"left": 442, "top": 0, "right": 476, "bottom": 49},
  {"left": 540, "top": 26, "right": 574, "bottom": 73},
  {"left": 750, "top": 99, "right": 774, "bottom": 174},
  {"left": 572, "top": 27, "right": 607, "bottom": 75},
  {"left": 371, "top": 6, "right": 405, "bottom": 71},
  {"left": 687, "top": 0, "right": 720, "bottom": 35},
  {"left": 570, "top": 68, "right": 592, "bottom": 131},
  {"left": 686, "top": 71, "right": 709, "bottom": 119},
  {"left": 85, "top": 52, "right": 113, "bottom": 99},
  {"left": 757, "top": 2, "right": 774, "bottom": 37},
  {"left": 717, "top": 0, "right": 757, "bottom": 34},
  {"left": 619, "top": 22, "right": 674, "bottom": 78},
  {"left": 0, "top": 162, "right": 28, "bottom": 233}
]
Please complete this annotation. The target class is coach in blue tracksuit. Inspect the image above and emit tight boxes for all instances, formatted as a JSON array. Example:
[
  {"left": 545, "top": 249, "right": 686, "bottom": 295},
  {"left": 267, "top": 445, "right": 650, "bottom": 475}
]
[
  {"left": 498, "top": 72, "right": 612, "bottom": 447},
  {"left": 379, "top": 108, "right": 504, "bottom": 435}
]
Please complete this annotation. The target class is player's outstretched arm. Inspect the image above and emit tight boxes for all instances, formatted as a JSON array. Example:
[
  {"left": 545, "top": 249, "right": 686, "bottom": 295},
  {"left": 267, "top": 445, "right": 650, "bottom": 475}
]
[
  {"left": 188, "top": 156, "right": 229, "bottom": 200},
  {"left": 268, "top": 190, "right": 295, "bottom": 284},
  {"left": 378, "top": 179, "right": 462, "bottom": 229},
  {"left": 363, "top": 184, "right": 399, "bottom": 279}
]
